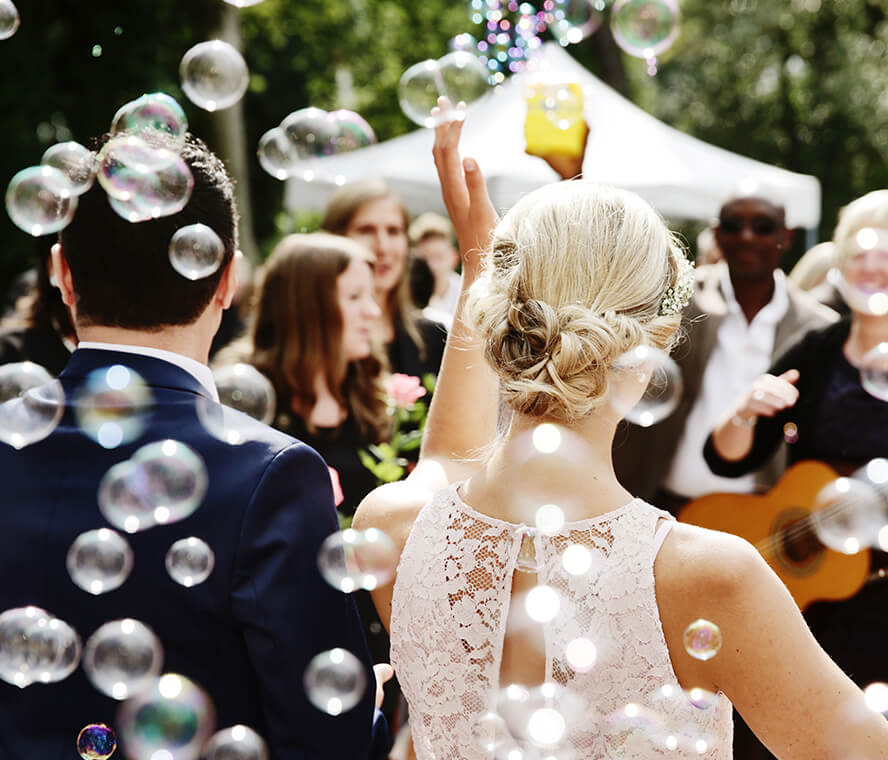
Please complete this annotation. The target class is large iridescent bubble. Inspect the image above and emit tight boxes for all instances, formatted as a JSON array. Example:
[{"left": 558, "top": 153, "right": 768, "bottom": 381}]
[
  {"left": 111, "top": 93, "right": 188, "bottom": 148},
  {"left": 303, "top": 648, "right": 367, "bottom": 716},
  {"left": 212, "top": 363, "right": 276, "bottom": 424},
  {"left": 168, "top": 223, "right": 225, "bottom": 281},
  {"left": 6, "top": 165, "right": 77, "bottom": 236},
  {"left": 204, "top": 725, "right": 269, "bottom": 760},
  {"left": 73, "top": 364, "right": 152, "bottom": 449},
  {"left": 180, "top": 40, "right": 249, "bottom": 112},
  {"left": 280, "top": 107, "right": 340, "bottom": 160},
  {"left": 76, "top": 723, "right": 118, "bottom": 760},
  {"left": 611, "top": 0, "right": 680, "bottom": 72},
  {"left": 117, "top": 674, "right": 215, "bottom": 760},
  {"left": 0, "top": 361, "right": 65, "bottom": 449},
  {"left": 399, "top": 52, "right": 489, "bottom": 128},
  {"left": 257, "top": 127, "right": 298, "bottom": 180}
]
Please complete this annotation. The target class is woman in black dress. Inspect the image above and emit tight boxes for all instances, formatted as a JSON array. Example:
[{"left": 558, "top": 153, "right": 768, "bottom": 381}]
[{"left": 321, "top": 179, "right": 447, "bottom": 380}]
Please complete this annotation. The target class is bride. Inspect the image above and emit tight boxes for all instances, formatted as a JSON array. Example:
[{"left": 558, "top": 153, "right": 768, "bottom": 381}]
[{"left": 354, "top": 105, "right": 888, "bottom": 759}]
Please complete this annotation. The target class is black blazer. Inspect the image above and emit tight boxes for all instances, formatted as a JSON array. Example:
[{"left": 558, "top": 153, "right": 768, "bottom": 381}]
[{"left": 0, "top": 348, "right": 388, "bottom": 758}]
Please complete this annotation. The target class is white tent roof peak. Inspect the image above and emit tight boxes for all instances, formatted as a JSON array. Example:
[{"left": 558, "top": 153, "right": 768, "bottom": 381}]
[{"left": 286, "top": 42, "right": 820, "bottom": 229}]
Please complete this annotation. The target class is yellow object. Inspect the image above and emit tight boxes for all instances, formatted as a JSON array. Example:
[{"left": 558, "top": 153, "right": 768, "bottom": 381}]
[{"left": 524, "top": 78, "right": 586, "bottom": 157}]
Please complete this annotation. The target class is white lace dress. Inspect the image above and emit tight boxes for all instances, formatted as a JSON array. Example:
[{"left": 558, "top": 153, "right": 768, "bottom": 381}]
[{"left": 390, "top": 483, "right": 733, "bottom": 759}]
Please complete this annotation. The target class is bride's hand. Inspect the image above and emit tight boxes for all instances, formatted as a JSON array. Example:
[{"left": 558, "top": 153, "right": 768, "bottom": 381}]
[{"left": 431, "top": 98, "right": 498, "bottom": 279}]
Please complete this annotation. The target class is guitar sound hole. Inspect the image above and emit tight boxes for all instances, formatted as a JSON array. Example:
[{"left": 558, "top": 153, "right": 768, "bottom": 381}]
[{"left": 779, "top": 515, "right": 823, "bottom": 566}]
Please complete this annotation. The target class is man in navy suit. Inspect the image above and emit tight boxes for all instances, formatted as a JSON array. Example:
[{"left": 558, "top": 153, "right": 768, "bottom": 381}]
[{"left": 0, "top": 135, "right": 390, "bottom": 758}]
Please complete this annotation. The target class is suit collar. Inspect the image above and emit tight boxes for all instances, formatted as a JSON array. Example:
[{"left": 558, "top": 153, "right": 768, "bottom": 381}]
[{"left": 60, "top": 348, "right": 212, "bottom": 399}]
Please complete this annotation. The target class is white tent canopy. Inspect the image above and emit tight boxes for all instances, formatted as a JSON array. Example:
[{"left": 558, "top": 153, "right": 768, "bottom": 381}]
[{"left": 285, "top": 43, "right": 821, "bottom": 230}]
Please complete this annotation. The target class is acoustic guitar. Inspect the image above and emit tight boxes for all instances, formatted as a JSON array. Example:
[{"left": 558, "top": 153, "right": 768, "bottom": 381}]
[{"left": 678, "top": 461, "right": 873, "bottom": 611}]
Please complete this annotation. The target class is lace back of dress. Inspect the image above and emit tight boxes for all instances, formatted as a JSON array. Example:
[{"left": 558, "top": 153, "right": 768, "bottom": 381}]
[{"left": 390, "top": 485, "right": 734, "bottom": 760}]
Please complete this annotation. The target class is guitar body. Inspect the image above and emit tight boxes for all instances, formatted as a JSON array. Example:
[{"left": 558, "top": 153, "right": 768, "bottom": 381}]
[{"left": 679, "top": 461, "right": 871, "bottom": 610}]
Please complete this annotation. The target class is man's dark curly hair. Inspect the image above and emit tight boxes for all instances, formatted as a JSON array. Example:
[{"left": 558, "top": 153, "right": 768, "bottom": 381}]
[{"left": 59, "top": 133, "right": 239, "bottom": 330}]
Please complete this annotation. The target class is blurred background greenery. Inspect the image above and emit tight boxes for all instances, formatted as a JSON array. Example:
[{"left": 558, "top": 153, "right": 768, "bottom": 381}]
[{"left": 2, "top": 0, "right": 888, "bottom": 295}]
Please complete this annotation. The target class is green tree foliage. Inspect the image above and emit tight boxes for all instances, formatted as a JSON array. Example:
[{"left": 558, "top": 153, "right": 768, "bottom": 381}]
[{"left": 642, "top": 0, "right": 888, "bottom": 243}]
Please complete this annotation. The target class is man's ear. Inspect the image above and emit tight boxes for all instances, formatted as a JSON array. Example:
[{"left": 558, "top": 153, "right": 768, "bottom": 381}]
[
  {"left": 216, "top": 250, "right": 241, "bottom": 310},
  {"left": 50, "top": 243, "right": 77, "bottom": 310}
]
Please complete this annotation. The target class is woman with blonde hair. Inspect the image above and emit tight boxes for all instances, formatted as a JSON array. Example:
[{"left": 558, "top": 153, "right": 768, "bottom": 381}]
[
  {"left": 354, "top": 110, "right": 888, "bottom": 759},
  {"left": 248, "top": 231, "right": 388, "bottom": 517},
  {"left": 321, "top": 179, "right": 447, "bottom": 379}
]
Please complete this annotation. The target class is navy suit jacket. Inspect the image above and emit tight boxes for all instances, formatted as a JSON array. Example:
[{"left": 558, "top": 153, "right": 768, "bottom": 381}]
[{"left": 0, "top": 348, "right": 389, "bottom": 758}]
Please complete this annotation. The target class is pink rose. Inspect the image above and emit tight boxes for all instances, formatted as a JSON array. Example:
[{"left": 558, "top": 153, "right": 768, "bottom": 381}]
[
  {"left": 328, "top": 466, "right": 344, "bottom": 507},
  {"left": 385, "top": 373, "right": 427, "bottom": 409}
]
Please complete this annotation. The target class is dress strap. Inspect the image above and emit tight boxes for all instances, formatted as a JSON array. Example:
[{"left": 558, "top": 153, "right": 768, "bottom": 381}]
[{"left": 652, "top": 517, "right": 674, "bottom": 556}]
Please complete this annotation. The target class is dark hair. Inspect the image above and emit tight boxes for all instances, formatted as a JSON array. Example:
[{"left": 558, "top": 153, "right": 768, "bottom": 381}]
[
  {"left": 59, "top": 134, "right": 238, "bottom": 330},
  {"left": 408, "top": 254, "right": 435, "bottom": 310}
]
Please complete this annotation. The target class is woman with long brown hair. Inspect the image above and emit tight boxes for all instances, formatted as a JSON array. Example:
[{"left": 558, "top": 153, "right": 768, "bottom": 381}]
[
  {"left": 321, "top": 179, "right": 447, "bottom": 380},
  {"left": 247, "top": 231, "right": 388, "bottom": 516}
]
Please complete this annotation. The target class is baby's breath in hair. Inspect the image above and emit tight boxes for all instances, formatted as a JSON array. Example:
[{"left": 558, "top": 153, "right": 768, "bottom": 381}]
[{"left": 658, "top": 255, "right": 695, "bottom": 316}]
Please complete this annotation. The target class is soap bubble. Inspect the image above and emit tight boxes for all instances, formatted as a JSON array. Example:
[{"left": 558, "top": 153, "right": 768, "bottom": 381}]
[
  {"left": 317, "top": 528, "right": 398, "bottom": 593},
  {"left": 832, "top": 261, "right": 888, "bottom": 317},
  {"left": 0, "top": 0, "right": 20, "bottom": 40},
  {"left": 73, "top": 365, "right": 152, "bottom": 448},
  {"left": 111, "top": 92, "right": 188, "bottom": 147},
  {"left": 0, "top": 362, "right": 65, "bottom": 449},
  {"left": 0, "top": 606, "right": 48, "bottom": 687},
  {"left": 76, "top": 723, "right": 118, "bottom": 760},
  {"left": 117, "top": 673, "right": 215, "bottom": 760},
  {"left": 449, "top": 32, "right": 479, "bottom": 54},
  {"left": 537, "top": 82, "right": 584, "bottom": 131},
  {"left": 303, "top": 648, "right": 367, "bottom": 716},
  {"left": 195, "top": 397, "right": 263, "bottom": 445},
  {"left": 213, "top": 364, "right": 276, "bottom": 424},
  {"left": 257, "top": 127, "right": 298, "bottom": 180},
  {"left": 67, "top": 528, "right": 134, "bottom": 595},
  {"left": 546, "top": 0, "right": 606, "bottom": 46},
  {"left": 683, "top": 619, "right": 722, "bottom": 661},
  {"left": 97, "top": 439, "right": 208, "bottom": 533},
  {"left": 812, "top": 476, "right": 884, "bottom": 555},
  {"left": 327, "top": 110, "right": 377, "bottom": 154},
  {"left": 96, "top": 135, "right": 193, "bottom": 220},
  {"left": 0, "top": 610, "right": 81, "bottom": 687},
  {"left": 860, "top": 342, "right": 888, "bottom": 402},
  {"left": 83, "top": 619, "right": 163, "bottom": 700},
  {"left": 611, "top": 0, "right": 681, "bottom": 59},
  {"left": 532, "top": 423, "right": 562, "bottom": 453},
  {"left": 166, "top": 537, "right": 215, "bottom": 587},
  {"left": 204, "top": 725, "right": 269, "bottom": 760},
  {"left": 280, "top": 107, "right": 339, "bottom": 159},
  {"left": 180, "top": 40, "right": 249, "bottom": 112},
  {"left": 495, "top": 682, "right": 584, "bottom": 751},
  {"left": 613, "top": 346, "right": 683, "bottom": 427},
  {"left": 515, "top": 525, "right": 538, "bottom": 573},
  {"left": 605, "top": 700, "right": 667, "bottom": 745},
  {"left": 561, "top": 543, "right": 594, "bottom": 576},
  {"left": 399, "top": 52, "right": 489, "bottom": 128},
  {"left": 168, "top": 223, "right": 225, "bottom": 281},
  {"left": 223, "top": 0, "right": 265, "bottom": 6},
  {"left": 107, "top": 195, "right": 153, "bottom": 224},
  {"left": 41, "top": 142, "right": 96, "bottom": 196},
  {"left": 6, "top": 165, "right": 77, "bottom": 236},
  {"left": 565, "top": 636, "right": 598, "bottom": 673}
]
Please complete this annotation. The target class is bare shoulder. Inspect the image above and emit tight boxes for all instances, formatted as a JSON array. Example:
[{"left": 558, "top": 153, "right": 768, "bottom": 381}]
[{"left": 353, "top": 458, "right": 453, "bottom": 550}]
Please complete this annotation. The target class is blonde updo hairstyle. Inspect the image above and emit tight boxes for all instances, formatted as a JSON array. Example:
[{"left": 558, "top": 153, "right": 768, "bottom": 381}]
[
  {"left": 832, "top": 189, "right": 888, "bottom": 270},
  {"left": 466, "top": 181, "right": 686, "bottom": 424}
]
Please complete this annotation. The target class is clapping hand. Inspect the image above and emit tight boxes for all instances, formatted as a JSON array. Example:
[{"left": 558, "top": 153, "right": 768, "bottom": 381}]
[
  {"left": 431, "top": 97, "right": 498, "bottom": 278},
  {"left": 733, "top": 369, "right": 800, "bottom": 424}
]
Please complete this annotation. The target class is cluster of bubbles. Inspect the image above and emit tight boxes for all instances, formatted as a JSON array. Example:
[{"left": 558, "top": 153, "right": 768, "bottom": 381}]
[
  {"left": 180, "top": 40, "right": 249, "bottom": 112},
  {"left": 83, "top": 619, "right": 164, "bottom": 700},
  {"left": 611, "top": 345, "right": 683, "bottom": 427},
  {"left": 813, "top": 458, "right": 888, "bottom": 555},
  {"left": 98, "top": 439, "right": 208, "bottom": 534},
  {"left": 258, "top": 107, "right": 376, "bottom": 180},
  {"left": 0, "top": 606, "right": 81, "bottom": 688},
  {"left": 399, "top": 53, "right": 490, "bottom": 128},
  {"left": 303, "top": 648, "right": 367, "bottom": 716},
  {"left": 317, "top": 527, "right": 399, "bottom": 593},
  {"left": 0, "top": 361, "right": 65, "bottom": 448},
  {"left": 0, "top": 0, "right": 19, "bottom": 40},
  {"left": 76, "top": 723, "right": 118, "bottom": 760}
]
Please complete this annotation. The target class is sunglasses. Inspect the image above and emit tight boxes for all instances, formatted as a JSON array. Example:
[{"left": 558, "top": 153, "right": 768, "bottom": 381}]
[{"left": 718, "top": 216, "right": 780, "bottom": 236}]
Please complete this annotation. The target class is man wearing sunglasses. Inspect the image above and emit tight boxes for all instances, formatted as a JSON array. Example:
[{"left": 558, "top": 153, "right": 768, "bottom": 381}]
[{"left": 614, "top": 190, "right": 837, "bottom": 513}]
